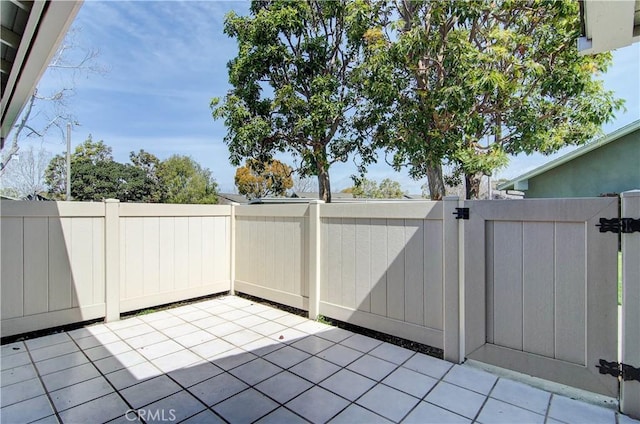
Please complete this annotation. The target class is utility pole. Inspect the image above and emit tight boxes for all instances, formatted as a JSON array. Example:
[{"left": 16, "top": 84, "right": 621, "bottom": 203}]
[{"left": 66, "top": 122, "right": 71, "bottom": 201}]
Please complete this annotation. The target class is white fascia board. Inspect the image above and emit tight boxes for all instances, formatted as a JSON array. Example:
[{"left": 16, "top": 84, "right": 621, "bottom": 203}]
[
  {"left": 1, "top": 1, "right": 83, "bottom": 143},
  {"left": 579, "top": 0, "right": 636, "bottom": 55}
]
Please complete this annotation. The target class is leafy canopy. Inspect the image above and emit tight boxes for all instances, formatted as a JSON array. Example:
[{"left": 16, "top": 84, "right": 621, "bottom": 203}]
[
  {"left": 70, "top": 160, "right": 154, "bottom": 202},
  {"left": 212, "top": 0, "right": 376, "bottom": 202},
  {"left": 358, "top": 0, "right": 623, "bottom": 199},
  {"left": 45, "top": 139, "right": 219, "bottom": 204},
  {"left": 157, "top": 155, "right": 218, "bottom": 204},
  {"left": 235, "top": 158, "right": 293, "bottom": 199},
  {"left": 350, "top": 177, "right": 405, "bottom": 199},
  {"left": 45, "top": 137, "right": 158, "bottom": 202},
  {"left": 130, "top": 149, "right": 163, "bottom": 202}
]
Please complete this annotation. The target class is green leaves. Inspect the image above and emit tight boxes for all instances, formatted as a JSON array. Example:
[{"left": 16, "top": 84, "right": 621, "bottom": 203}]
[
  {"left": 350, "top": 177, "right": 405, "bottom": 199},
  {"left": 358, "top": 0, "right": 622, "bottom": 198},
  {"left": 70, "top": 160, "right": 153, "bottom": 202},
  {"left": 157, "top": 155, "right": 218, "bottom": 204},
  {"left": 45, "top": 138, "right": 218, "bottom": 203},
  {"left": 212, "top": 0, "right": 374, "bottom": 202},
  {"left": 215, "top": 0, "right": 622, "bottom": 200},
  {"left": 235, "top": 158, "right": 293, "bottom": 199}
]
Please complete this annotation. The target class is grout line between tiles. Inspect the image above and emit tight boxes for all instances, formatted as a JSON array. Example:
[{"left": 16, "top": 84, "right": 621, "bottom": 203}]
[
  {"left": 23, "top": 340, "right": 69, "bottom": 424},
  {"left": 470, "top": 377, "right": 499, "bottom": 423}
]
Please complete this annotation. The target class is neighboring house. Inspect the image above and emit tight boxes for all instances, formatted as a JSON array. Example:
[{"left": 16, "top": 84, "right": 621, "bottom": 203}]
[
  {"left": 291, "top": 191, "right": 355, "bottom": 200},
  {"left": 291, "top": 191, "right": 425, "bottom": 202},
  {"left": 498, "top": 120, "right": 640, "bottom": 198},
  {"left": 217, "top": 193, "right": 249, "bottom": 205}
]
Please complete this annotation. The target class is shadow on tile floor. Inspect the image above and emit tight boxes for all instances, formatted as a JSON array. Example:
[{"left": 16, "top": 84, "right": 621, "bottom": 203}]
[{"left": 1, "top": 295, "right": 638, "bottom": 424}]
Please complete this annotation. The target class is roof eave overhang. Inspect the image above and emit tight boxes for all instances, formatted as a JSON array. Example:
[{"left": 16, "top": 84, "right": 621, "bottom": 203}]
[
  {"left": 578, "top": 0, "right": 640, "bottom": 55},
  {"left": 0, "top": 0, "right": 83, "bottom": 148}
]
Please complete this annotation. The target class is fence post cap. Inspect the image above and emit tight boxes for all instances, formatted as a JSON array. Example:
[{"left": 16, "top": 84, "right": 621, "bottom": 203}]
[
  {"left": 104, "top": 198, "right": 120, "bottom": 203},
  {"left": 621, "top": 190, "right": 640, "bottom": 198}
]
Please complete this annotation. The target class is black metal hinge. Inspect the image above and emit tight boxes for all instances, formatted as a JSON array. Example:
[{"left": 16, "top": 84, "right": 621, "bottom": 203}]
[
  {"left": 453, "top": 207, "right": 470, "bottom": 220},
  {"left": 596, "top": 218, "right": 640, "bottom": 234},
  {"left": 596, "top": 359, "right": 640, "bottom": 382}
]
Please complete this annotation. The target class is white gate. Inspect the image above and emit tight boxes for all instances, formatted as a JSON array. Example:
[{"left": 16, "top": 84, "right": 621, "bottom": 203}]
[
  {"left": 462, "top": 198, "right": 619, "bottom": 397},
  {"left": 621, "top": 191, "right": 640, "bottom": 416}
]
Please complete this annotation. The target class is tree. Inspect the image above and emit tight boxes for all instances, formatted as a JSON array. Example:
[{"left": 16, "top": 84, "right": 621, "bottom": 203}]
[
  {"left": 70, "top": 160, "right": 154, "bottom": 202},
  {"left": 44, "top": 155, "right": 67, "bottom": 200},
  {"left": 130, "top": 149, "right": 163, "bottom": 202},
  {"left": 212, "top": 0, "right": 375, "bottom": 202},
  {"left": 378, "top": 178, "right": 404, "bottom": 198},
  {"left": 291, "top": 174, "right": 317, "bottom": 195},
  {"left": 0, "top": 146, "right": 52, "bottom": 198},
  {"left": 73, "top": 137, "right": 113, "bottom": 163},
  {"left": 44, "top": 135, "right": 112, "bottom": 199},
  {"left": 157, "top": 155, "right": 218, "bottom": 204},
  {"left": 352, "top": 178, "right": 379, "bottom": 198},
  {"left": 44, "top": 137, "right": 160, "bottom": 202},
  {"left": 351, "top": 177, "right": 404, "bottom": 198},
  {"left": 359, "top": 0, "right": 622, "bottom": 199},
  {"left": 1, "top": 28, "right": 105, "bottom": 175},
  {"left": 420, "top": 182, "right": 429, "bottom": 199},
  {"left": 353, "top": 1, "right": 448, "bottom": 199},
  {"left": 235, "top": 158, "right": 293, "bottom": 199}
]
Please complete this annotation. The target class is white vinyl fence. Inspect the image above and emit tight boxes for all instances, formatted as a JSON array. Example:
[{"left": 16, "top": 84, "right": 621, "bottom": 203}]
[
  {"left": 118, "top": 203, "right": 231, "bottom": 313},
  {"left": 1, "top": 194, "right": 638, "bottom": 417},
  {"left": 318, "top": 202, "right": 452, "bottom": 350},
  {"left": 1, "top": 202, "right": 106, "bottom": 336},
  {"left": 0, "top": 201, "right": 232, "bottom": 336},
  {"left": 234, "top": 204, "right": 308, "bottom": 310},
  {"left": 233, "top": 200, "right": 460, "bottom": 354}
]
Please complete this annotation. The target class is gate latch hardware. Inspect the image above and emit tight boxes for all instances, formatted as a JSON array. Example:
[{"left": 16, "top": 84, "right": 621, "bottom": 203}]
[
  {"left": 596, "top": 218, "right": 640, "bottom": 234},
  {"left": 596, "top": 359, "right": 640, "bottom": 382},
  {"left": 453, "top": 208, "right": 469, "bottom": 220}
]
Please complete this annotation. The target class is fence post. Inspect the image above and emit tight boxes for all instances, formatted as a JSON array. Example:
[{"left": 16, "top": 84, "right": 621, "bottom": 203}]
[
  {"left": 104, "top": 199, "right": 120, "bottom": 322},
  {"left": 308, "top": 200, "right": 322, "bottom": 320},
  {"left": 443, "top": 196, "right": 461, "bottom": 363},
  {"left": 621, "top": 189, "right": 640, "bottom": 419},
  {"left": 229, "top": 203, "right": 237, "bottom": 296},
  {"left": 458, "top": 198, "right": 468, "bottom": 361}
]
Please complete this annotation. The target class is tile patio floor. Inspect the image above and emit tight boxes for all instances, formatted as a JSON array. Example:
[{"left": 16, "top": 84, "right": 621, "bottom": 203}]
[{"left": 1, "top": 295, "right": 638, "bottom": 424}]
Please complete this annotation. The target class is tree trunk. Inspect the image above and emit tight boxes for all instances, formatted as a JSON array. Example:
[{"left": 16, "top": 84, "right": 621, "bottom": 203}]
[
  {"left": 317, "top": 169, "right": 331, "bottom": 203},
  {"left": 426, "top": 161, "right": 445, "bottom": 200},
  {"left": 465, "top": 172, "right": 483, "bottom": 200},
  {"left": 0, "top": 95, "right": 36, "bottom": 176}
]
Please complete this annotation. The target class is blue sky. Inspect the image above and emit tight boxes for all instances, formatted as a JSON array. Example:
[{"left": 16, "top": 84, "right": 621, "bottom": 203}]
[{"left": 30, "top": 1, "right": 640, "bottom": 194}]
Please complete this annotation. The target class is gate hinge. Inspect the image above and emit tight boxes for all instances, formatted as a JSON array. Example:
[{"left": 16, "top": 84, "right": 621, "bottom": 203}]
[
  {"left": 596, "top": 218, "right": 640, "bottom": 234},
  {"left": 596, "top": 359, "right": 640, "bottom": 382},
  {"left": 453, "top": 207, "right": 470, "bottom": 220}
]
